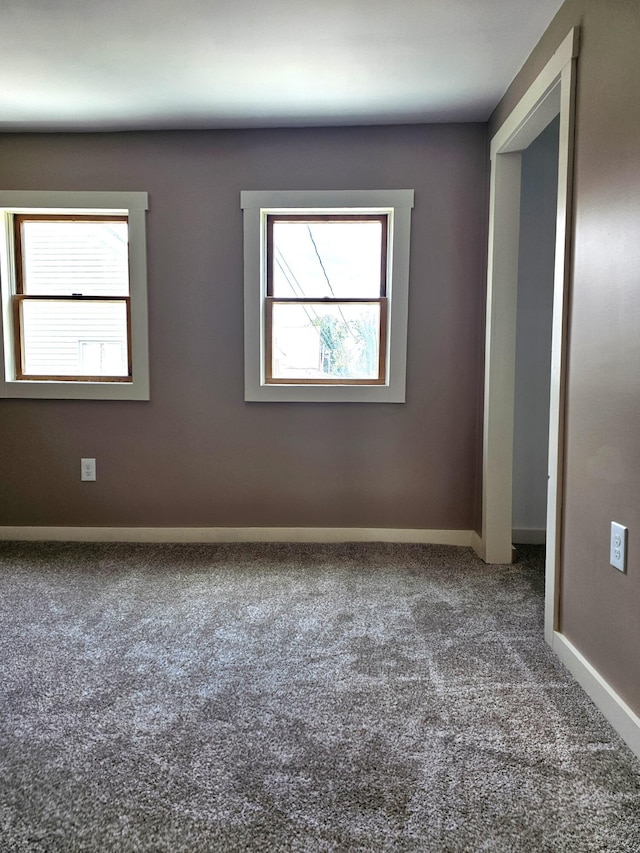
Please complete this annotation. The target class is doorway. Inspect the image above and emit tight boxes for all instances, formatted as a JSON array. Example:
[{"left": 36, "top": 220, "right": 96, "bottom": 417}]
[
  {"left": 479, "top": 29, "right": 579, "bottom": 644},
  {"left": 512, "top": 116, "right": 559, "bottom": 547}
]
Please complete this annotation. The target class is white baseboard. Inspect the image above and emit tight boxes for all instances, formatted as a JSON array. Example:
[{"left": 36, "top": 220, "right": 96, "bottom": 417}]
[
  {"left": 512, "top": 527, "right": 546, "bottom": 544},
  {"left": 0, "top": 526, "right": 476, "bottom": 546},
  {"left": 553, "top": 632, "right": 640, "bottom": 761}
]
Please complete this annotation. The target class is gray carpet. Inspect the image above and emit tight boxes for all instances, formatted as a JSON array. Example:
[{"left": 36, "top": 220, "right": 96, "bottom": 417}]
[{"left": 0, "top": 542, "right": 639, "bottom": 852}]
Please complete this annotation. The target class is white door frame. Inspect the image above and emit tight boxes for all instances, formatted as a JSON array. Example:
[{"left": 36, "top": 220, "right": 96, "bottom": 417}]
[{"left": 479, "top": 29, "right": 579, "bottom": 644}]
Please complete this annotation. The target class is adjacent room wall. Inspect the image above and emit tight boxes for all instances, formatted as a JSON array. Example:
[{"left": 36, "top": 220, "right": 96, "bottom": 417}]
[
  {"left": 0, "top": 124, "right": 487, "bottom": 532},
  {"left": 491, "top": 0, "right": 640, "bottom": 713},
  {"left": 512, "top": 116, "right": 559, "bottom": 539}
]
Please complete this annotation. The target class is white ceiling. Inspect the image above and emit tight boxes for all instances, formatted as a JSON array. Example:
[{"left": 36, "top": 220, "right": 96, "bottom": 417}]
[{"left": 0, "top": 0, "right": 564, "bottom": 132}]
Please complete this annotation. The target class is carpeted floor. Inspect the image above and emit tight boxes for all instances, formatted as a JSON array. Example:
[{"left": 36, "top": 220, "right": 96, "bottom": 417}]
[{"left": 0, "top": 542, "right": 639, "bottom": 852}]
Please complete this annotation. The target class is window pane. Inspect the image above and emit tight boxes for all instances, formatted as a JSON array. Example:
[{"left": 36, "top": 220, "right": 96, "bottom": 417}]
[
  {"left": 20, "top": 220, "right": 129, "bottom": 296},
  {"left": 271, "top": 219, "right": 383, "bottom": 299},
  {"left": 21, "top": 299, "right": 129, "bottom": 377},
  {"left": 271, "top": 302, "right": 381, "bottom": 380}
]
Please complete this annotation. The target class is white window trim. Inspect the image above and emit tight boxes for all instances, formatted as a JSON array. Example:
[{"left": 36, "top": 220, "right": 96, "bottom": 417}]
[
  {"left": 241, "top": 189, "right": 414, "bottom": 403},
  {"left": 0, "top": 190, "right": 150, "bottom": 401}
]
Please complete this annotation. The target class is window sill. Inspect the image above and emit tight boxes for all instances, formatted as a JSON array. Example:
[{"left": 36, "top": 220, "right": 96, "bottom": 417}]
[
  {"left": 0, "top": 378, "right": 149, "bottom": 401},
  {"left": 245, "top": 381, "right": 405, "bottom": 404}
]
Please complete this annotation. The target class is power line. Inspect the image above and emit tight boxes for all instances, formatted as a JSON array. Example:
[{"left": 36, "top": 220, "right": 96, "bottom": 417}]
[
  {"left": 306, "top": 225, "right": 336, "bottom": 297},
  {"left": 274, "top": 253, "right": 335, "bottom": 375},
  {"left": 305, "top": 225, "right": 359, "bottom": 345},
  {"left": 274, "top": 251, "right": 319, "bottom": 327}
]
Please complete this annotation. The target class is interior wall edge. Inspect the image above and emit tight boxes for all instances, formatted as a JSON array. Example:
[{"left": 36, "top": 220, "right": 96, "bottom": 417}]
[{"left": 512, "top": 528, "right": 546, "bottom": 545}]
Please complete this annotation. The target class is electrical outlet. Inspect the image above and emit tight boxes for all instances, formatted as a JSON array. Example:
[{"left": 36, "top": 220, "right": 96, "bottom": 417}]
[
  {"left": 610, "top": 522, "right": 627, "bottom": 572},
  {"left": 81, "top": 458, "right": 96, "bottom": 482}
]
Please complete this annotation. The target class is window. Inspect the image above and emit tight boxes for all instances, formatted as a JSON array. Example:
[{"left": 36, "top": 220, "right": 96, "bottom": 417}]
[
  {"left": 0, "top": 192, "right": 149, "bottom": 400},
  {"left": 267, "top": 214, "right": 387, "bottom": 385},
  {"left": 241, "top": 190, "right": 414, "bottom": 403}
]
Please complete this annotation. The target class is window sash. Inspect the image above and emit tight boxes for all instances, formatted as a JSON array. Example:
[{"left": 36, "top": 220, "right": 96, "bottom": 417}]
[
  {"left": 265, "top": 296, "right": 388, "bottom": 385},
  {"left": 266, "top": 213, "right": 388, "bottom": 386},
  {"left": 14, "top": 214, "right": 129, "bottom": 297},
  {"left": 12, "top": 294, "right": 132, "bottom": 382},
  {"left": 11, "top": 213, "right": 132, "bottom": 382},
  {"left": 266, "top": 213, "right": 388, "bottom": 299}
]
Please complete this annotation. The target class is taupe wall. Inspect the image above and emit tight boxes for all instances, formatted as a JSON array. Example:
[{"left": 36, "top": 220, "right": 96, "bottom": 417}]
[
  {"left": 492, "top": 1, "right": 640, "bottom": 712},
  {"left": 0, "top": 125, "right": 487, "bottom": 531}
]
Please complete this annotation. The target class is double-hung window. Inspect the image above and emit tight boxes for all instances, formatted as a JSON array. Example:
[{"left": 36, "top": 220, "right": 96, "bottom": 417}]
[
  {"left": 242, "top": 190, "right": 414, "bottom": 403},
  {"left": 0, "top": 192, "right": 149, "bottom": 400},
  {"left": 266, "top": 213, "right": 388, "bottom": 385}
]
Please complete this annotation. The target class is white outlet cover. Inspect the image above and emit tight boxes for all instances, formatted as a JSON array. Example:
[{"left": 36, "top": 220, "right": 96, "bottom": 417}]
[
  {"left": 81, "top": 458, "right": 96, "bottom": 482},
  {"left": 610, "top": 522, "right": 627, "bottom": 573}
]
